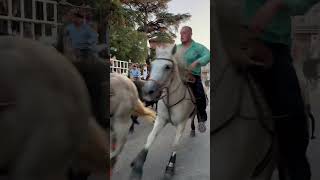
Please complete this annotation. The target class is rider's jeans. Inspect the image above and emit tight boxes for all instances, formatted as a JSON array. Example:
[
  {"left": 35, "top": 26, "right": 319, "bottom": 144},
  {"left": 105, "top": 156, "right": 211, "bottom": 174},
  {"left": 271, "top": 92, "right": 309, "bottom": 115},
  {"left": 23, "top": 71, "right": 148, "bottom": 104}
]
[
  {"left": 250, "top": 42, "right": 311, "bottom": 180},
  {"left": 188, "top": 75, "right": 208, "bottom": 122}
]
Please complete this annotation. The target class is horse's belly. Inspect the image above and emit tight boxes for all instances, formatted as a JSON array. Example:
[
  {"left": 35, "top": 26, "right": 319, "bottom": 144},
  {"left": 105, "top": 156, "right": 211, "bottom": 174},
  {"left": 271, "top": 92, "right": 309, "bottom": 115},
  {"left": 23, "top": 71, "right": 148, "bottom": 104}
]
[{"left": 169, "top": 102, "right": 195, "bottom": 125}]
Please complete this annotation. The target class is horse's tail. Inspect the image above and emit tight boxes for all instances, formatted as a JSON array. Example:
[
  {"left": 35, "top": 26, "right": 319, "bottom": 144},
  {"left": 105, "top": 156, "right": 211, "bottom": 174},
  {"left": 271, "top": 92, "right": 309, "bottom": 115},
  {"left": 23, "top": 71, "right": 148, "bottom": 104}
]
[{"left": 132, "top": 99, "right": 156, "bottom": 124}]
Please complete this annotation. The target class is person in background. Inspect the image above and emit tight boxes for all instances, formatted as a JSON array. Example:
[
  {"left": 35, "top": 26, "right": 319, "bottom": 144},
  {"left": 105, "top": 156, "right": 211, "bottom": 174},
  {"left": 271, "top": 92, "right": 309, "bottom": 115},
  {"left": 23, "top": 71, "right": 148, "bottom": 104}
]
[
  {"left": 142, "top": 64, "right": 148, "bottom": 80},
  {"left": 65, "top": 11, "right": 98, "bottom": 59},
  {"left": 130, "top": 63, "right": 141, "bottom": 80}
]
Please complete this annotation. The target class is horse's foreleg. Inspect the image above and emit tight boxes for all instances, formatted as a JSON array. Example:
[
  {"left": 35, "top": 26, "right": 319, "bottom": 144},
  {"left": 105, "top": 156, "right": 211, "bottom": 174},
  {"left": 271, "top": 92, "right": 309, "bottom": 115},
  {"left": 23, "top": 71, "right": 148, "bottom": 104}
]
[
  {"left": 144, "top": 118, "right": 166, "bottom": 150},
  {"left": 130, "top": 118, "right": 166, "bottom": 180},
  {"left": 165, "top": 121, "right": 187, "bottom": 177}
]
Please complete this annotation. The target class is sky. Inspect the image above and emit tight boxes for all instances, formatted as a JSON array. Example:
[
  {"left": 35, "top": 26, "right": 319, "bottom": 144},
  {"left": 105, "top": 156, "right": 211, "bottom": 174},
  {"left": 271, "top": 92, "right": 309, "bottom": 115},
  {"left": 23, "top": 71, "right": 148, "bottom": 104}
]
[{"left": 167, "top": 0, "right": 210, "bottom": 49}]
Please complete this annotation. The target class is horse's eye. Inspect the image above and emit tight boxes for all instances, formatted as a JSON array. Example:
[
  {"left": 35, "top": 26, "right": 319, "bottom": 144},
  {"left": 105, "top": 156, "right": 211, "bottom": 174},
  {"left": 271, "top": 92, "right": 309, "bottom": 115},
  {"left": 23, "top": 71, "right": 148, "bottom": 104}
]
[{"left": 165, "top": 65, "right": 171, "bottom": 70}]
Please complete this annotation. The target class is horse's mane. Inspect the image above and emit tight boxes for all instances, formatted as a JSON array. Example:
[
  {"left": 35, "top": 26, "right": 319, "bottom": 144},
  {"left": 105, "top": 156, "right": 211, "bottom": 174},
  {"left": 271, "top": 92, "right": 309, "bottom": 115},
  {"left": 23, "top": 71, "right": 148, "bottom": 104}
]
[{"left": 174, "top": 46, "right": 190, "bottom": 82}]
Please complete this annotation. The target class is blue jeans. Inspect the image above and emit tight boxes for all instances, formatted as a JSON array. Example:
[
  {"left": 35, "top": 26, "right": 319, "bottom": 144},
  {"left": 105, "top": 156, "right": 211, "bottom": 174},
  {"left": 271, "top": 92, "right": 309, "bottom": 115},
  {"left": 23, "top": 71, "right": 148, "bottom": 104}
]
[
  {"left": 250, "top": 42, "right": 310, "bottom": 180},
  {"left": 188, "top": 75, "right": 207, "bottom": 122}
]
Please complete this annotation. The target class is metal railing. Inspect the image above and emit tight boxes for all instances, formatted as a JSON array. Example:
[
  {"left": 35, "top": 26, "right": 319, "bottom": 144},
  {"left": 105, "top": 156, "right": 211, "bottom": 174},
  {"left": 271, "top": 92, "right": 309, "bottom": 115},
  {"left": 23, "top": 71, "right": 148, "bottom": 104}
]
[
  {"left": 110, "top": 58, "right": 129, "bottom": 76},
  {"left": 0, "top": 0, "right": 58, "bottom": 45}
]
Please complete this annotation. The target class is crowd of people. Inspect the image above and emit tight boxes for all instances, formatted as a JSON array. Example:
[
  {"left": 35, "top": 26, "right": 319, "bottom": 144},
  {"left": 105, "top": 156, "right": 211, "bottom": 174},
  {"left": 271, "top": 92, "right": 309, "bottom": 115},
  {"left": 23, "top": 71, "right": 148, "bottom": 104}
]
[{"left": 129, "top": 63, "right": 149, "bottom": 80}]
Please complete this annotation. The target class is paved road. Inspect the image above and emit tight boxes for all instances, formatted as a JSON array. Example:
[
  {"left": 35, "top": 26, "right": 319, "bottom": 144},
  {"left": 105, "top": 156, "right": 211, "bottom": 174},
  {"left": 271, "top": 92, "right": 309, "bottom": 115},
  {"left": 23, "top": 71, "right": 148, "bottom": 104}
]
[
  {"left": 301, "top": 86, "right": 320, "bottom": 180},
  {"left": 112, "top": 92, "right": 210, "bottom": 180}
]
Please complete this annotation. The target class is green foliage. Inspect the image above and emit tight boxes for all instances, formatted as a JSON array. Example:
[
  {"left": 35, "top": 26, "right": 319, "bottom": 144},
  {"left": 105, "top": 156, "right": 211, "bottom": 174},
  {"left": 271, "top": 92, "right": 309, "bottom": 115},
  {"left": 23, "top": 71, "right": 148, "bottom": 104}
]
[
  {"left": 121, "top": 0, "right": 191, "bottom": 41},
  {"left": 110, "top": 0, "right": 191, "bottom": 63},
  {"left": 110, "top": 26, "right": 148, "bottom": 63}
]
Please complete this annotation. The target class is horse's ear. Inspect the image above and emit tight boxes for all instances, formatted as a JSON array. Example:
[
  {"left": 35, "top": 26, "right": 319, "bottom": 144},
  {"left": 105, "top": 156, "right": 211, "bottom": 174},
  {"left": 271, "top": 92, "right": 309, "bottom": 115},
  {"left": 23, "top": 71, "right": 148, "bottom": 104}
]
[{"left": 171, "top": 44, "right": 177, "bottom": 55}]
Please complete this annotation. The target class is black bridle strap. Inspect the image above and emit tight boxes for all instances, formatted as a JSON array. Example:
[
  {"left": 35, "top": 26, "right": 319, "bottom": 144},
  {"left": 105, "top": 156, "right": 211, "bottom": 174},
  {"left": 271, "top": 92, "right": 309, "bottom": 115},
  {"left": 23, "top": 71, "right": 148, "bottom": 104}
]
[
  {"left": 155, "top": 58, "right": 174, "bottom": 62},
  {"left": 147, "top": 57, "right": 175, "bottom": 93}
]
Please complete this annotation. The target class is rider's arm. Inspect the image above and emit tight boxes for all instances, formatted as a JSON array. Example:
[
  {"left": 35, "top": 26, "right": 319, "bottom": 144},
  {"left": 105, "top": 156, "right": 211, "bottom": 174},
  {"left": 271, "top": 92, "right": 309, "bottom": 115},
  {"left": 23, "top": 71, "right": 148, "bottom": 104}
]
[{"left": 196, "top": 44, "right": 211, "bottom": 66}]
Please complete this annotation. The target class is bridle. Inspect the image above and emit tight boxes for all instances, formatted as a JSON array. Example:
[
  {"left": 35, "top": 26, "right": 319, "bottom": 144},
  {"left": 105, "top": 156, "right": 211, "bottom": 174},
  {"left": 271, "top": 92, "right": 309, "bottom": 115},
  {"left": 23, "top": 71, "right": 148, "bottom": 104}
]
[
  {"left": 147, "top": 57, "right": 196, "bottom": 123},
  {"left": 147, "top": 58, "right": 176, "bottom": 92}
]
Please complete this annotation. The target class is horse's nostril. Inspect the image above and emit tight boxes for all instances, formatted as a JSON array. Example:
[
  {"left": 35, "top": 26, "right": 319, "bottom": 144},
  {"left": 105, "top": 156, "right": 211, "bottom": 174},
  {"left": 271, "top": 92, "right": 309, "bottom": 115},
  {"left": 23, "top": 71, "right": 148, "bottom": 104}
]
[{"left": 148, "top": 90, "right": 154, "bottom": 95}]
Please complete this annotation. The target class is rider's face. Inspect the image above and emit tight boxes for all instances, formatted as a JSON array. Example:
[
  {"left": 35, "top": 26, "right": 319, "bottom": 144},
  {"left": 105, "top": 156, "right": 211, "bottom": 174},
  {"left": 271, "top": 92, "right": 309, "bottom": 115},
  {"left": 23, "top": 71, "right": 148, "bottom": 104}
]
[{"left": 180, "top": 28, "right": 192, "bottom": 44}]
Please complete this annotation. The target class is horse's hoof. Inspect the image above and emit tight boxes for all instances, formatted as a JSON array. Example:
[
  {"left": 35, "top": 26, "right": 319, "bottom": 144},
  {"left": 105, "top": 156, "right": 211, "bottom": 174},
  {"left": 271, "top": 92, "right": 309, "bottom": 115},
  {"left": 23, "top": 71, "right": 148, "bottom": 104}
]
[
  {"left": 129, "top": 170, "right": 143, "bottom": 180},
  {"left": 162, "top": 173, "right": 173, "bottom": 180},
  {"left": 165, "top": 166, "right": 175, "bottom": 176},
  {"left": 198, "top": 122, "right": 206, "bottom": 133},
  {"left": 130, "top": 162, "right": 143, "bottom": 180},
  {"left": 163, "top": 167, "right": 174, "bottom": 180},
  {"left": 190, "top": 130, "right": 196, "bottom": 137}
]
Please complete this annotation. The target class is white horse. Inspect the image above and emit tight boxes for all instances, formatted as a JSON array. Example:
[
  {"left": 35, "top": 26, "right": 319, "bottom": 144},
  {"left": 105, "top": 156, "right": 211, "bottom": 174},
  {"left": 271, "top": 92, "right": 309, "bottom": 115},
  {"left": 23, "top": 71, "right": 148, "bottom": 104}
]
[
  {"left": 110, "top": 73, "right": 156, "bottom": 171},
  {"left": 129, "top": 44, "right": 198, "bottom": 180}
]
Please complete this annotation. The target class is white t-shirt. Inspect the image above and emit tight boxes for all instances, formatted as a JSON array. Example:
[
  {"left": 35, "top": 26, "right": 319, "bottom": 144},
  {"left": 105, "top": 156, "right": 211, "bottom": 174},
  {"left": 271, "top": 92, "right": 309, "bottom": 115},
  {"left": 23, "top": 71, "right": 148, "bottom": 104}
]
[{"left": 143, "top": 66, "right": 148, "bottom": 79}]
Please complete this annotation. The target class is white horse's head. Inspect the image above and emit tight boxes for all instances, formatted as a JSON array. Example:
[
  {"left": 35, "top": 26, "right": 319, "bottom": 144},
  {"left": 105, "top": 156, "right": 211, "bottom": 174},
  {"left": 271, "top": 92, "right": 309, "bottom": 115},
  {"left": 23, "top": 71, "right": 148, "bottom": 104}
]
[{"left": 143, "top": 44, "right": 179, "bottom": 101}]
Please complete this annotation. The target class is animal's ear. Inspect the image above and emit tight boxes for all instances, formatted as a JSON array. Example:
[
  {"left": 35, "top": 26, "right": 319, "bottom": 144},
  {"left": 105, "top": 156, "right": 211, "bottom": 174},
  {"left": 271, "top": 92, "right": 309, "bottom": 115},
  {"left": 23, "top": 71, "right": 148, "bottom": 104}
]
[{"left": 171, "top": 44, "right": 177, "bottom": 55}]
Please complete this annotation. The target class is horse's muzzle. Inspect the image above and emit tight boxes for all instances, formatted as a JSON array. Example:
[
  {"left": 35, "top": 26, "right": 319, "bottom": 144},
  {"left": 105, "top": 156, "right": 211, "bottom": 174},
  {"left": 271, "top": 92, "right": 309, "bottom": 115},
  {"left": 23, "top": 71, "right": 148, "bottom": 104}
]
[{"left": 143, "top": 81, "right": 161, "bottom": 101}]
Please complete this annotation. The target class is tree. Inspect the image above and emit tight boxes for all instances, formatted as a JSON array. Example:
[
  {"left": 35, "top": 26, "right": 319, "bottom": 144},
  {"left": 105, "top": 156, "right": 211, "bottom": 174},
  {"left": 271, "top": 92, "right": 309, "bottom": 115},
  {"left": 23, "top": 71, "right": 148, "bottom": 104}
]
[
  {"left": 109, "top": 0, "right": 148, "bottom": 63},
  {"left": 110, "top": 23, "right": 148, "bottom": 63},
  {"left": 109, "top": 0, "right": 191, "bottom": 63},
  {"left": 121, "top": 0, "right": 191, "bottom": 43}
]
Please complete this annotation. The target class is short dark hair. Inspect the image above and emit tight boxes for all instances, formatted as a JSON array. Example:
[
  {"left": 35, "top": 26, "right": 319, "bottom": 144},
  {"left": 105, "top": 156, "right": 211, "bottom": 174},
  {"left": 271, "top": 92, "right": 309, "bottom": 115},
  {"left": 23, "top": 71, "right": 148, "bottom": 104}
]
[{"left": 181, "top": 26, "right": 192, "bottom": 33}]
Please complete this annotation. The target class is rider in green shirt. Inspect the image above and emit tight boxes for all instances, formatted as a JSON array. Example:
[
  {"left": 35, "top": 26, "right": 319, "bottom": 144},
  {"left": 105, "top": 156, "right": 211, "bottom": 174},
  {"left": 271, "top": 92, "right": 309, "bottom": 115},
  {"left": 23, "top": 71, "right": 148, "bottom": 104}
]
[
  {"left": 177, "top": 26, "right": 211, "bottom": 133},
  {"left": 177, "top": 40, "right": 210, "bottom": 76},
  {"left": 245, "top": 0, "right": 319, "bottom": 179}
]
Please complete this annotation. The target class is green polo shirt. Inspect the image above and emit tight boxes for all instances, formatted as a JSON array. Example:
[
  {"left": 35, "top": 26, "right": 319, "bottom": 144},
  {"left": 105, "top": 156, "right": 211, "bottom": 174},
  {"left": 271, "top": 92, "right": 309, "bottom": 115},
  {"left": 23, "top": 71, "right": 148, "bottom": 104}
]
[
  {"left": 245, "top": 0, "right": 319, "bottom": 46},
  {"left": 177, "top": 40, "right": 211, "bottom": 76}
]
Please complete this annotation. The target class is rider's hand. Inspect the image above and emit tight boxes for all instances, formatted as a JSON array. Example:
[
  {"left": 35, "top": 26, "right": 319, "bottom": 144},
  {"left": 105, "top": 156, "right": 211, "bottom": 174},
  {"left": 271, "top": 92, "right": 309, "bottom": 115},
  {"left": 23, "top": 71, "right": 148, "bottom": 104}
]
[
  {"left": 189, "top": 60, "right": 200, "bottom": 71},
  {"left": 249, "top": 0, "right": 284, "bottom": 37},
  {"left": 245, "top": 38, "right": 274, "bottom": 68}
]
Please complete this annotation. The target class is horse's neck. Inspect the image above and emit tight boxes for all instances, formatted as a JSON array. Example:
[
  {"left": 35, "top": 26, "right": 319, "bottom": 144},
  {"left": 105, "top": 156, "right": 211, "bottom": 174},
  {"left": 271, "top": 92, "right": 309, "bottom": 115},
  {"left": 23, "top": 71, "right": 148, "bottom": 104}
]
[{"left": 167, "top": 67, "right": 187, "bottom": 98}]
